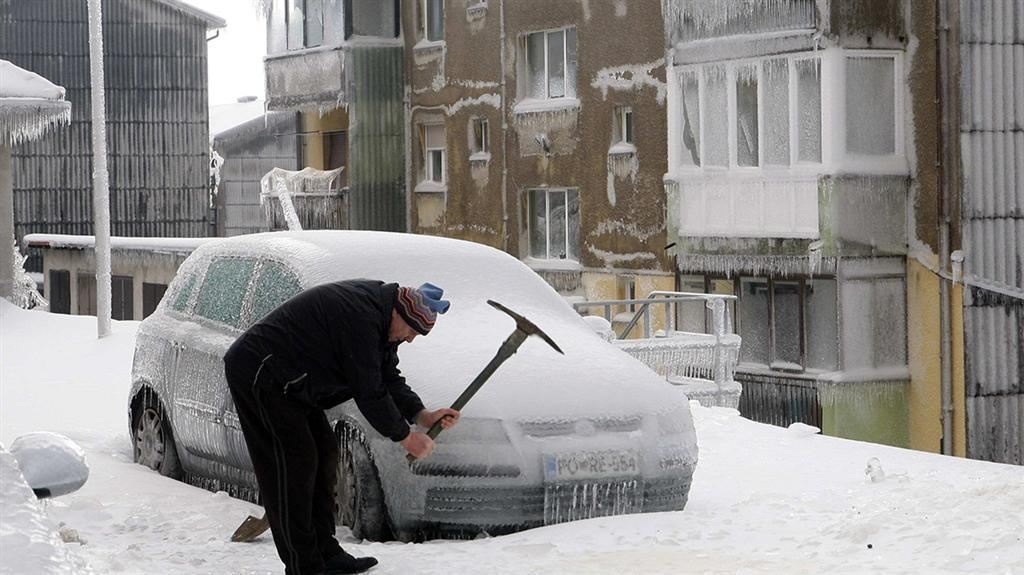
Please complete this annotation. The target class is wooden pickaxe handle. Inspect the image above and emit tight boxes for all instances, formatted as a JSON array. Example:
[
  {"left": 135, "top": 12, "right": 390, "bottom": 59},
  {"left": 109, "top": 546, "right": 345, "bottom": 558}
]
[{"left": 406, "top": 301, "right": 562, "bottom": 464}]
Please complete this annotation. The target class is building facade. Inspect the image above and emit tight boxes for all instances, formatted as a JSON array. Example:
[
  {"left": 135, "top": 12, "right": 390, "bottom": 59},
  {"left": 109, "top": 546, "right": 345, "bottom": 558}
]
[
  {"left": 0, "top": 0, "right": 224, "bottom": 270},
  {"left": 403, "top": 0, "right": 674, "bottom": 306},
  {"left": 261, "top": 0, "right": 405, "bottom": 232},
  {"left": 662, "top": 0, "right": 1021, "bottom": 465}
]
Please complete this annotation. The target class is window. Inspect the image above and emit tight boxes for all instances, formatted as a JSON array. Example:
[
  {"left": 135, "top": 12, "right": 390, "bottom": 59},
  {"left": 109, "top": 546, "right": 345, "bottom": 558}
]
[
  {"left": 732, "top": 276, "right": 837, "bottom": 372},
  {"left": 287, "top": 0, "right": 323, "bottom": 50},
  {"left": 676, "top": 54, "right": 822, "bottom": 170},
  {"left": 111, "top": 275, "right": 134, "bottom": 321},
  {"left": 470, "top": 118, "right": 489, "bottom": 156},
  {"left": 49, "top": 269, "right": 70, "bottom": 314},
  {"left": 77, "top": 273, "right": 96, "bottom": 316},
  {"left": 845, "top": 54, "right": 896, "bottom": 156},
  {"left": 347, "top": 0, "right": 400, "bottom": 38},
  {"left": 142, "top": 282, "right": 167, "bottom": 318},
  {"left": 245, "top": 261, "right": 302, "bottom": 327},
  {"left": 324, "top": 130, "right": 348, "bottom": 187},
  {"left": 421, "top": 0, "right": 444, "bottom": 42},
  {"left": 171, "top": 272, "right": 198, "bottom": 312},
  {"left": 422, "top": 124, "right": 446, "bottom": 185},
  {"left": 613, "top": 106, "right": 633, "bottom": 145},
  {"left": 196, "top": 258, "right": 256, "bottom": 328},
  {"left": 524, "top": 27, "right": 577, "bottom": 100},
  {"left": 528, "top": 188, "right": 580, "bottom": 262}
]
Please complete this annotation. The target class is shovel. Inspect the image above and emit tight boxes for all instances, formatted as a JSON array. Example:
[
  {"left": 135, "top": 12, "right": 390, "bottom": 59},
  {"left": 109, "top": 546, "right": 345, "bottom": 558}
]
[{"left": 231, "top": 513, "right": 269, "bottom": 542}]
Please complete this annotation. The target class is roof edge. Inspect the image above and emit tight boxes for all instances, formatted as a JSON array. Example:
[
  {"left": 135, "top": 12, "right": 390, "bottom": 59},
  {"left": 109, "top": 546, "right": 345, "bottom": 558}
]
[{"left": 152, "top": 0, "right": 227, "bottom": 30}]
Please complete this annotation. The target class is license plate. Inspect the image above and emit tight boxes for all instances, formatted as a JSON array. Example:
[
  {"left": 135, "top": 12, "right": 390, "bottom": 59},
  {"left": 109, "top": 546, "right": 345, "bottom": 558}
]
[{"left": 543, "top": 450, "right": 639, "bottom": 482}]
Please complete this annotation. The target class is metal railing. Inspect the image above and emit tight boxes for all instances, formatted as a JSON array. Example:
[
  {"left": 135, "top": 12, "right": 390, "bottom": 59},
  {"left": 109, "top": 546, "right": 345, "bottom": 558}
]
[{"left": 572, "top": 292, "right": 742, "bottom": 408}]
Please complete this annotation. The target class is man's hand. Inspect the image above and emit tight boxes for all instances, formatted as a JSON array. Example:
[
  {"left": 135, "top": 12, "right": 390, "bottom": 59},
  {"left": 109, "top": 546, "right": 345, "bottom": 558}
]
[
  {"left": 415, "top": 407, "right": 461, "bottom": 430},
  {"left": 400, "top": 431, "right": 435, "bottom": 460}
]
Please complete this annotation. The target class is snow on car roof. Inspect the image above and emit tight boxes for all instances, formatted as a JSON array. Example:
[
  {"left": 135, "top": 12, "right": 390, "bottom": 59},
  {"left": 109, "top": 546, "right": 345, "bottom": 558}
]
[{"left": 187, "top": 231, "right": 689, "bottom": 422}]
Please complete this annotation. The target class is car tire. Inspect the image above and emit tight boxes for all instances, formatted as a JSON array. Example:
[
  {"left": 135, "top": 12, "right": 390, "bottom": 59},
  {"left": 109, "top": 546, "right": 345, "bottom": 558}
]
[
  {"left": 131, "top": 391, "right": 182, "bottom": 480},
  {"left": 336, "top": 426, "right": 391, "bottom": 541}
]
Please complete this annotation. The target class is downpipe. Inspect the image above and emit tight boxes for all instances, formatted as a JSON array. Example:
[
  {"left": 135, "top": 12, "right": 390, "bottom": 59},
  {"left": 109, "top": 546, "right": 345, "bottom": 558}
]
[{"left": 936, "top": 0, "right": 956, "bottom": 455}]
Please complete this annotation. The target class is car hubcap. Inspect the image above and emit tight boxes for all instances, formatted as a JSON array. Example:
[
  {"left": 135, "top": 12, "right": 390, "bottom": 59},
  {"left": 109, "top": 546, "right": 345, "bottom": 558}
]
[{"left": 135, "top": 408, "right": 166, "bottom": 470}]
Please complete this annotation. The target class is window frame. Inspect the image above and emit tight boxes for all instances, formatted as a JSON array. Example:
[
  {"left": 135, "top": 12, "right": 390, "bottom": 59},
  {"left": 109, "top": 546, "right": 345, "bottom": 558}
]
[
  {"left": 522, "top": 26, "right": 577, "bottom": 101},
  {"left": 838, "top": 49, "right": 905, "bottom": 173},
  {"left": 526, "top": 187, "right": 580, "bottom": 265},
  {"left": 708, "top": 275, "right": 840, "bottom": 374},
  {"left": 614, "top": 106, "right": 634, "bottom": 145},
  {"left": 420, "top": 0, "right": 445, "bottom": 43},
  {"left": 286, "top": 0, "right": 324, "bottom": 50},
  {"left": 470, "top": 117, "right": 489, "bottom": 158},
  {"left": 422, "top": 123, "right": 446, "bottom": 186},
  {"left": 673, "top": 48, "right": 906, "bottom": 177}
]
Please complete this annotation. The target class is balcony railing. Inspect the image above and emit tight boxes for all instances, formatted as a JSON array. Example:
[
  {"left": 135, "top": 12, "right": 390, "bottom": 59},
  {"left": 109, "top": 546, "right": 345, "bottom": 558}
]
[{"left": 572, "top": 292, "right": 742, "bottom": 408}]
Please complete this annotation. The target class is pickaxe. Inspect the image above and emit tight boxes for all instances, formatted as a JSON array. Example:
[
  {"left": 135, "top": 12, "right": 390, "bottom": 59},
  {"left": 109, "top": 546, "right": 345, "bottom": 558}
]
[
  {"left": 407, "top": 299, "right": 563, "bottom": 463},
  {"left": 232, "top": 300, "right": 562, "bottom": 541}
]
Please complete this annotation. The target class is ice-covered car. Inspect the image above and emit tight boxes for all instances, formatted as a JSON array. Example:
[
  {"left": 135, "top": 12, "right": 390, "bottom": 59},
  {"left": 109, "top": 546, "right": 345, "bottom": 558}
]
[{"left": 128, "top": 231, "right": 698, "bottom": 541}]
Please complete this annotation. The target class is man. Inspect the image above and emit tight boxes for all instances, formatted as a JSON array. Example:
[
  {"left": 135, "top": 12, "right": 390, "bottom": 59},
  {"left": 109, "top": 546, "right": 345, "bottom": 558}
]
[{"left": 224, "top": 279, "right": 459, "bottom": 575}]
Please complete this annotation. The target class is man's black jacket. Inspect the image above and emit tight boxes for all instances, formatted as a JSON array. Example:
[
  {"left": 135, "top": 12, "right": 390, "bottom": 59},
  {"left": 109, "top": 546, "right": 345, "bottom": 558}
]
[{"left": 225, "top": 279, "right": 425, "bottom": 442}]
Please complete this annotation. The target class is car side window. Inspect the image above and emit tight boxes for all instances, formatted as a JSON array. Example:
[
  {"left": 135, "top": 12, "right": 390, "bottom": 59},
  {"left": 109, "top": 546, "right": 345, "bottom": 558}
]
[
  {"left": 171, "top": 271, "right": 198, "bottom": 312},
  {"left": 195, "top": 257, "right": 256, "bottom": 327},
  {"left": 244, "top": 260, "right": 303, "bottom": 327}
]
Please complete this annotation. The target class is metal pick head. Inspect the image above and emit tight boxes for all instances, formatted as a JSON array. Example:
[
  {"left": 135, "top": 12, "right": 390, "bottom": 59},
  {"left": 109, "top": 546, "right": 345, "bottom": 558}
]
[{"left": 487, "top": 300, "right": 564, "bottom": 355}]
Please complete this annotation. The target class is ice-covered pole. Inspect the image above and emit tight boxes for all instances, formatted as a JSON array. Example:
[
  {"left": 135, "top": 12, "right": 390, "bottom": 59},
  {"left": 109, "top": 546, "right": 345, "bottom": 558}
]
[{"left": 87, "top": 0, "right": 111, "bottom": 338}]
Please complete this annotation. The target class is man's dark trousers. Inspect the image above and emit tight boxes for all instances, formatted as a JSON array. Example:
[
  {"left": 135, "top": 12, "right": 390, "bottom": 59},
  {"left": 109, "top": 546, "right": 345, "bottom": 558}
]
[{"left": 225, "top": 345, "right": 343, "bottom": 575}]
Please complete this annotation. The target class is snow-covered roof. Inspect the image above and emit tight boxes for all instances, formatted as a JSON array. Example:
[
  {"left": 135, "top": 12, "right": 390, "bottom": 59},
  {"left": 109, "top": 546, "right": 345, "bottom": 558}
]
[
  {"left": 154, "top": 0, "right": 226, "bottom": 29},
  {"left": 0, "top": 60, "right": 71, "bottom": 146},
  {"left": 23, "top": 234, "right": 216, "bottom": 254},
  {"left": 209, "top": 98, "right": 267, "bottom": 138}
]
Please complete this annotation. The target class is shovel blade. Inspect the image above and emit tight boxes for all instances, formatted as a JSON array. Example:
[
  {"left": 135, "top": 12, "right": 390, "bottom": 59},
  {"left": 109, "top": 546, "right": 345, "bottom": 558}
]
[{"left": 231, "top": 514, "right": 270, "bottom": 542}]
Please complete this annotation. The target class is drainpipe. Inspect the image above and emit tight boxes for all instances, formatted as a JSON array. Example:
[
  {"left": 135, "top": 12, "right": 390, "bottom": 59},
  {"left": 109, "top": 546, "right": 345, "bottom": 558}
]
[
  {"left": 498, "top": 0, "right": 509, "bottom": 254},
  {"left": 936, "top": 0, "right": 957, "bottom": 455}
]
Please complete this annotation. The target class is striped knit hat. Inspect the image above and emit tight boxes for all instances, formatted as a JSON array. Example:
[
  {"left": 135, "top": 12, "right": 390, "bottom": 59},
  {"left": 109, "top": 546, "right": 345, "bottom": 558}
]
[{"left": 395, "top": 283, "right": 450, "bottom": 335}]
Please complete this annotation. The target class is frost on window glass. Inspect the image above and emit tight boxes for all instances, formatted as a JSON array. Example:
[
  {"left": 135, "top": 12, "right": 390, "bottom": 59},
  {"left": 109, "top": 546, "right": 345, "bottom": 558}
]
[
  {"left": 196, "top": 258, "right": 256, "bottom": 327},
  {"left": 772, "top": 281, "right": 801, "bottom": 368},
  {"left": 526, "top": 32, "right": 545, "bottom": 99},
  {"left": 805, "top": 279, "right": 838, "bottom": 370},
  {"left": 679, "top": 71, "right": 701, "bottom": 166},
  {"left": 425, "top": 0, "right": 444, "bottom": 41},
  {"left": 172, "top": 272, "right": 197, "bottom": 312},
  {"left": 548, "top": 30, "right": 566, "bottom": 98},
  {"left": 872, "top": 279, "right": 905, "bottom": 367},
  {"left": 703, "top": 65, "right": 728, "bottom": 167},
  {"left": 246, "top": 262, "right": 302, "bottom": 327},
  {"left": 846, "top": 56, "right": 895, "bottom": 155},
  {"left": 566, "top": 190, "right": 580, "bottom": 262},
  {"left": 677, "top": 275, "right": 706, "bottom": 333},
  {"left": 287, "top": 0, "right": 305, "bottom": 50},
  {"left": 763, "top": 58, "right": 790, "bottom": 166},
  {"left": 739, "top": 278, "right": 769, "bottom": 364},
  {"left": 796, "top": 58, "right": 822, "bottom": 163},
  {"left": 549, "top": 191, "right": 567, "bottom": 259},
  {"left": 528, "top": 189, "right": 578, "bottom": 261},
  {"left": 352, "top": 0, "right": 397, "bottom": 37},
  {"left": 565, "top": 28, "right": 577, "bottom": 99},
  {"left": 304, "top": 0, "right": 323, "bottom": 48},
  {"left": 529, "top": 189, "right": 546, "bottom": 258},
  {"left": 736, "top": 64, "right": 759, "bottom": 167}
]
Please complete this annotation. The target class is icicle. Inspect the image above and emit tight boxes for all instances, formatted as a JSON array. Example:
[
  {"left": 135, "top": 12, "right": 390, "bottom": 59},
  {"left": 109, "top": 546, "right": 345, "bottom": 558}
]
[
  {"left": 677, "top": 253, "right": 838, "bottom": 278},
  {"left": 807, "top": 239, "right": 823, "bottom": 276},
  {"left": 0, "top": 100, "right": 72, "bottom": 146}
]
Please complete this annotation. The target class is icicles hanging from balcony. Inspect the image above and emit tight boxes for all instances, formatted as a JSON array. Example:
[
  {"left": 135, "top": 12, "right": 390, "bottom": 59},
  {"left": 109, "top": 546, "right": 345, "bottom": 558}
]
[{"left": 260, "top": 166, "right": 347, "bottom": 231}]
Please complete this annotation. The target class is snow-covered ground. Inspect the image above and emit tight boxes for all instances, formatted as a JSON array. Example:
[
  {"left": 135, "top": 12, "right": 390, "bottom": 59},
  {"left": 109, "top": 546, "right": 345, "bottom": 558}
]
[{"left": 1, "top": 300, "right": 1022, "bottom": 574}]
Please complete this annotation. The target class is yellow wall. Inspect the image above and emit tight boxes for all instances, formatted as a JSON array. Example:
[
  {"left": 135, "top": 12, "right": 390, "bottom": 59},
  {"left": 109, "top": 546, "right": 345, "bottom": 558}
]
[
  {"left": 906, "top": 259, "right": 966, "bottom": 455},
  {"left": 581, "top": 271, "right": 675, "bottom": 338},
  {"left": 300, "top": 109, "right": 348, "bottom": 169}
]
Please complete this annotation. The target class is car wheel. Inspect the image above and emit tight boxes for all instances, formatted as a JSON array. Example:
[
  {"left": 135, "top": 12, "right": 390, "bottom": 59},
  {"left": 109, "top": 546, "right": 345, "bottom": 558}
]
[
  {"left": 131, "top": 392, "right": 182, "bottom": 479},
  {"left": 336, "top": 426, "right": 390, "bottom": 541}
]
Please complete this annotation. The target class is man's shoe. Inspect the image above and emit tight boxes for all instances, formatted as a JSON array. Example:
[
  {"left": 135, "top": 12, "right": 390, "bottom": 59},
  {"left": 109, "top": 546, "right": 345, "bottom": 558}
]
[{"left": 323, "top": 550, "right": 378, "bottom": 574}]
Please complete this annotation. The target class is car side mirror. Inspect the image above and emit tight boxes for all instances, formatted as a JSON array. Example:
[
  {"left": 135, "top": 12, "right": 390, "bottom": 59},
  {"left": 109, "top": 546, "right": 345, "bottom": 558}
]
[{"left": 9, "top": 432, "right": 89, "bottom": 499}]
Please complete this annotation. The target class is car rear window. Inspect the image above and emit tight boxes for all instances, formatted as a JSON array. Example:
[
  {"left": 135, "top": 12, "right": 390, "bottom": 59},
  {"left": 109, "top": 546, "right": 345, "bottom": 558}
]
[
  {"left": 196, "top": 257, "right": 256, "bottom": 327},
  {"left": 245, "top": 261, "right": 302, "bottom": 326}
]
